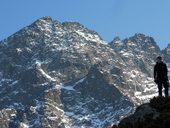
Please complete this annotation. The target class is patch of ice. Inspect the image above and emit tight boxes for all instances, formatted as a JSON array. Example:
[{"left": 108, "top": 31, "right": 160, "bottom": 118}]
[
  {"left": 134, "top": 91, "right": 142, "bottom": 96},
  {"left": 19, "top": 122, "right": 29, "bottom": 128},
  {"left": 47, "top": 116, "right": 58, "bottom": 121},
  {"left": 9, "top": 80, "right": 18, "bottom": 86},
  {"left": 75, "top": 30, "right": 106, "bottom": 44},
  {"left": 73, "top": 77, "right": 86, "bottom": 86},
  {"left": 54, "top": 83, "right": 75, "bottom": 91},
  {"left": 16, "top": 48, "right": 22, "bottom": 54},
  {"left": 36, "top": 61, "right": 56, "bottom": 82},
  {"left": 45, "top": 102, "right": 64, "bottom": 114},
  {"left": 65, "top": 112, "right": 74, "bottom": 116},
  {"left": 10, "top": 113, "right": 16, "bottom": 117}
]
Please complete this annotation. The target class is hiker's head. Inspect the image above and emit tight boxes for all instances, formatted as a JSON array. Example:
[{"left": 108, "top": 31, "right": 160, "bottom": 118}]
[{"left": 156, "top": 56, "right": 162, "bottom": 63}]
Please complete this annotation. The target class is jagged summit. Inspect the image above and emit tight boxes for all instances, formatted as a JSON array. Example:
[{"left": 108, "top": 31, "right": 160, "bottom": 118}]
[
  {"left": 32, "top": 16, "right": 53, "bottom": 25},
  {"left": 110, "top": 33, "right": 160, "bottom": 56},
  {"left": 122, "top": 33, "right": 154, "bottom": 45},
  {"left": 133, "top": 33, "right": 150, "bottom": 39},
  {"left": 125, "top": 33, "right": 157, "bottom": 47},
  {"left": 162, "top": 43, "right": 170, "bottom": 62},
  {"left": 109, "top": 36, "right": 122, "bottom": 46},
  {"left": 62, "top": 21, "right": 86, "bottom": 30},
  {"left": 62, "top": 21, "right": 100, "bottom": 36}
]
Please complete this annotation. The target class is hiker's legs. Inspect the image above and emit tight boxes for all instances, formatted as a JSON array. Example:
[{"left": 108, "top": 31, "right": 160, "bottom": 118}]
[
  {"left": 157, "top": 83, "right": 162, "bottom": 96},
  {"left": 163, "top": 81, "right": 169, "bottom": 97}
]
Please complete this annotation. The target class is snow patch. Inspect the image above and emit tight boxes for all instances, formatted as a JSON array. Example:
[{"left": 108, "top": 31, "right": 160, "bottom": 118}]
[
  {"left": 73, "top": 77, "right": 86, "bottom": 87},
  {"left": 36, "top": 61, "right": 56, "bottom": 82},
  {"left": 19, "top": 122, "right": 29, "bottom": 128},
  {"left": 58, "top": 84, "right": 75, "bottom": 91},
  {"left": 75, "top": 30, "right": 106, "bottom": 44}
]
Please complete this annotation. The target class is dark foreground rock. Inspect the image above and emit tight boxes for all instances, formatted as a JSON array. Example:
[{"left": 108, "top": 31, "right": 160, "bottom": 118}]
[{"left": 111, "top": 97, "right": 170, "bottom": 128}]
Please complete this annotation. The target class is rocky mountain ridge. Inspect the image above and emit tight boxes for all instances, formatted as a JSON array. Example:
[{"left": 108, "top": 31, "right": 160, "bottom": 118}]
[{"left": 0, "top": 16, "right": 170, "bottom": 128}]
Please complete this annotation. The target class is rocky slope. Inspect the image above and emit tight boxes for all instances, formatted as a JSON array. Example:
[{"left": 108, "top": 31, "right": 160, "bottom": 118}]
[
  {"left": 0, "top": 16, "right": 169, "bottom": 128},
  {"left": 112, "top": 97, "right": 170, "bottom": 128}
]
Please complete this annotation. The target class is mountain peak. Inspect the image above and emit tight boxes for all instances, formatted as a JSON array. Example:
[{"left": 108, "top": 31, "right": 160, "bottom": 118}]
[
  {"left": 34, "top": 16, "right": 53, "bottom": 24},
  {"left": 109, "top": 36, "right": 122, "bottom": 46},
  {"left": 40, "top": 16, "right": 52, "bottom": 21},
  {"left": 62, "top": 21, "right": 85, "bottom": 28},
  {"left": 134, "top": 33, "right": 146, "bottom": 38},
  {"left": 122, "top": 33, "right": 158, "bottom": 49},
  {"left": 165, "top": 43, "right": 170, "bottom": 49},
  {"left": 31, "top": 16, "right": 53, "bottom": 29},
  {"left": 125, "top": 33, "right": 153, "bottom": 42},
  {"left": 62, "top": 21, "right": 100, "bottom": 36}
]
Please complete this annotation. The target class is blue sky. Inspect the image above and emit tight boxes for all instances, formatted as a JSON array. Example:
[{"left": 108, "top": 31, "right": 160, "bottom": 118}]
[{"left": 0, "top": 0, "right": 170, "bottom": 49}]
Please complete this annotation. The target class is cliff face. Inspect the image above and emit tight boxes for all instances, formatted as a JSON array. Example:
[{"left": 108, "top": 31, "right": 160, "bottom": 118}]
[{"left": 0, "top": 16, "right": 133, "bottom": 128}]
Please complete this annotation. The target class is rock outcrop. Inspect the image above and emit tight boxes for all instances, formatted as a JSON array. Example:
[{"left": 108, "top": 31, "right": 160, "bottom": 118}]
[{"left": 111, "top": 97, "right": 170, "bottom": 128}]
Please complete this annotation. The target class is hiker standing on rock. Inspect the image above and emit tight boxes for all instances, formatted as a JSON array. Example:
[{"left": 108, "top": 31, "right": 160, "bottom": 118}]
[{"left": 154, "top": 56, "right": 169, "bottom": 97}]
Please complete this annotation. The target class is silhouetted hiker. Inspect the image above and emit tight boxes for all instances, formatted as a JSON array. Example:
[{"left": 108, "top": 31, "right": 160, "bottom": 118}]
[{"left": 154, "top": 56, "right": 169, "bottom": 97}]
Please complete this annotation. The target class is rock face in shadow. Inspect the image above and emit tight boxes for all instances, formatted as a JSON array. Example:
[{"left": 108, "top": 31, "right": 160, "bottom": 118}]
[{"left": 113, "top": 97, "right": 170, "bottom": 128}]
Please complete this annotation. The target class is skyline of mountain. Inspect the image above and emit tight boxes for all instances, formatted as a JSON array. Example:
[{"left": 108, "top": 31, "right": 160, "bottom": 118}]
[
  {"left": 1, "top": 0, "right": 170, "bottom": 49},
  {"left": 0, "top": 16, "right": 170, "bottom": 128}
]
